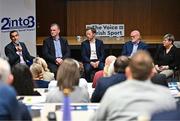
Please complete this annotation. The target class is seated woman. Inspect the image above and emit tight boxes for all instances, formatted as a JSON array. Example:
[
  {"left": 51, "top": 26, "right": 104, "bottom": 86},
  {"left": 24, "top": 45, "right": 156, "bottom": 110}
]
[
  {"left": 154, "top": 34, "right": 178, "bottom": 78},
  {"left": 33, "top": 57, "right": 55, "bottom": 81},
  {"left": 11, "top": 64, "right": 40, "bottom": 96},
  {"left": 30, "top": 63, "right": 49, "bottom": 88},
  {"left": 46, "top": 58, "right": 89, "bottom": 103}
]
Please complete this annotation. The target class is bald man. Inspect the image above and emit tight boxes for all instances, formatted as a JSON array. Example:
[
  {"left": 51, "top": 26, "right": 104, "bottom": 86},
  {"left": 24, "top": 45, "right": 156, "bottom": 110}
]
[{"left": 121, "top": 30, "right": 148, "bottom": 57}]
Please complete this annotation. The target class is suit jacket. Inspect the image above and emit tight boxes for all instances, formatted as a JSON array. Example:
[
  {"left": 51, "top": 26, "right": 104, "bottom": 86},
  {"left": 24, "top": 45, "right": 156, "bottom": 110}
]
[
  {"left": 42, "top": 37, "right": 70, "bottom": 70},
  {"left": 91, "top": 73, "right": 126, "bottom": 102},
  {"left": 121, "top": 40, "right": 148, "bottom": 56},
  {"left": 5, "top": 42, "right": 34, "bottom": 67},
  {"left": 81, "top": 39, "right": 104, "bottom": 63}
]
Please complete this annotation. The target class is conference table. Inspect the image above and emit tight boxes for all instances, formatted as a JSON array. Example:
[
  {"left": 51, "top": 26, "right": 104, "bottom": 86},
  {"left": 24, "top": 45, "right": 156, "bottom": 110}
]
[
  {"left": 36, "top": 36, "right": 163, "bottom": 59},
  {"left": 17, "top": 80, "right": 180, "bottom": 121},
  {"left": 36, "top": 36, "right": 163, "bottom": 46},
  {"left": 26, "top": 102, "right": 99, "bottom": 121}
]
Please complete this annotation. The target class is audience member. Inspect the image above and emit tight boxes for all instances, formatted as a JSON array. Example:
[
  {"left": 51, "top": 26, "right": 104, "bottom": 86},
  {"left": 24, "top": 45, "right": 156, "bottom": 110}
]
[
  {"left": 46, "top": 58, "right": 89, "bottom": 103},
  {"left": 92, "top": 50, "right": 176, "bottom": 121},
  {"left": 0, "top": 58, "right": 31, "bottom": 120},
  {"left": 154, "top": 33, "right": 178, "bottom": 77},
  {"left": 30, "top": 63, "right": 49, "bottom": 88},
  {"left": 4, "top": 30, "right": 34, "bottom": 67},
  {"left": 92, "top": 55, "right": 116, "bottom": 88},
  {"left": 81, "top": 27, "right": 105, "bottom": 82},
  {"left": 48, "top": 59, "right": 88, "bottom": 90},
  {"left": 91, "top": 56, "right": 129, "bottom": 102},
  {"left": 42, "top": 23, "right": 70, "bottom": 75},
  {"left": 11, "top": 63, "right": 40, "bottom": 96},
  {"left": 121, "top": 30, "right": 148, "bottom": 57},
  {"left": 33, "top": 57, "right": 55, "bottom": 81}
]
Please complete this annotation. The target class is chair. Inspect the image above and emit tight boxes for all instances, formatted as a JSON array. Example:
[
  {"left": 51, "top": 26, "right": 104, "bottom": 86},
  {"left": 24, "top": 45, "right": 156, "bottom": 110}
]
[{"left": 173, "top": 69, "right": 180, "bottom": 81}]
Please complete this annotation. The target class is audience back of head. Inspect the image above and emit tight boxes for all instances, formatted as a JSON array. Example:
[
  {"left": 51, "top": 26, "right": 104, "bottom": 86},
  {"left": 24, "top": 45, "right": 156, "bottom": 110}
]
[
  {"left": 114, "top": 55, "right": 129, "bottom": 73},
  {"left": 30, "top": 63, "right": 44, "bottom": 80},
  {"left": 57, "top": 58, "right": 80, "bottom": 91},
  {"left": 12, "top": 63, "right": 40, "bottom": 95},
  {"left": 127, "top": 50, "right": 153, "bottom": 81},
  {"left": 0, "top": 58, "right": 12, "bottom": 84}
]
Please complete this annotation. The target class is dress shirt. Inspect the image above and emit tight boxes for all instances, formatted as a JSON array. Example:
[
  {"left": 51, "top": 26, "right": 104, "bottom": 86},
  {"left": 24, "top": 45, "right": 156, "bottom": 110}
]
[
  {"left": 53, "top": 39, "right": 62, "bottom": 58},
  {"left": 90, "top": 39, "right": 98, "bottom": 60},
  {"left": 130, "top": 42, "right": 139, "bottom": 57},
  {"left": 14, "top": 42, "right": 25, "bottom": 64}
]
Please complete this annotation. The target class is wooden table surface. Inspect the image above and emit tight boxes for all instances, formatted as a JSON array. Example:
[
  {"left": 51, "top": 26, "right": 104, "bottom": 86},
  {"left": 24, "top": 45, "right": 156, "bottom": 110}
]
[{"left": 36, "top": 36, "right": 163, "bottom": 46}]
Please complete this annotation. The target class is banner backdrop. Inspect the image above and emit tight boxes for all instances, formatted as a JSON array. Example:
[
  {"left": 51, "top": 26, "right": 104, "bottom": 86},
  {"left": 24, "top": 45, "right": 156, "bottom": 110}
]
[
  {"left": 0, "top": 0, "right": 36, "bottom": 57},
  {"left": 86, "top": 24, "right": 125, "bottom": 37}
]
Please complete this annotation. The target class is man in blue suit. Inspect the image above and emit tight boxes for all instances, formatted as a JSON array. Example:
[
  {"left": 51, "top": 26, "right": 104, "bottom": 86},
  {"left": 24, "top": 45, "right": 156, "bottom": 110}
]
[
  {"left": 42, "top": 23, "right": 70, "bottom": 75},
  {"left": 5, "top": 30, "right": 34, "bottom": 67},
  {"left": 121, "top": 30, "right": 148, "bottom": 57},
  {"left": 81, "top": 27, "right": 105, "bottom": 82}
]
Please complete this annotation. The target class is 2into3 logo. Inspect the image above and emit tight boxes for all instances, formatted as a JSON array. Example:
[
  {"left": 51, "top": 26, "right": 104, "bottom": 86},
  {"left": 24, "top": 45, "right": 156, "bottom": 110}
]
[{"left": 1, "top": 16, "right": 35, "bottom": 31}]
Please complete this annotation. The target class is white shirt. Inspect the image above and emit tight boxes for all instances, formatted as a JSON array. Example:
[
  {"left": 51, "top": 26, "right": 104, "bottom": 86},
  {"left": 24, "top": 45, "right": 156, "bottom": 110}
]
[
  {"left": 14, "top": 42, "right": 25, "bottom": 64},
  {"left": 130, "top": 41, "right": 139, "bottom": 57},
  {"left": 90, "top": 39, "right": 98, "bottom": 60}
]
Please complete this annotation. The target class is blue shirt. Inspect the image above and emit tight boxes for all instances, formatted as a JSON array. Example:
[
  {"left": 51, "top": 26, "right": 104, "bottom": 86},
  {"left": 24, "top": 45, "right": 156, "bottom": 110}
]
[
  {"left": 53, "top": 39, "right": 62, "bottom": 58},
  {"left": 130, "top": 42, "right": 139, "bottom": 57}
]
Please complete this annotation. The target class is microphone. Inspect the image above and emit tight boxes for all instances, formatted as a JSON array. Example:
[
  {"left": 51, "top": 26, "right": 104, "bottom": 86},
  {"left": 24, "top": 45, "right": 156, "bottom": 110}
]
[{"left": 15, "top": 42, "right": 20, "bottom": 46}]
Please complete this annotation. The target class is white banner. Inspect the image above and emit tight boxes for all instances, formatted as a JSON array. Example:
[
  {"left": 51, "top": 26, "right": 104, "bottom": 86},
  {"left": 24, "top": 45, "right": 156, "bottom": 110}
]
[
  {"left": 0, "top": 0, "right": 36, "bottom": 57},
  {"left": 86, "top": 24, "right": 125, "bottom": 37}
]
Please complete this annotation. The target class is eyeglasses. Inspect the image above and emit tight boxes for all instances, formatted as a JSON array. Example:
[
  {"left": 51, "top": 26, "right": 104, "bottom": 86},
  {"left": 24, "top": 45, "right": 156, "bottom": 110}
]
[{"left": 131, "top": 36, "right": 136, "bottom": 38}]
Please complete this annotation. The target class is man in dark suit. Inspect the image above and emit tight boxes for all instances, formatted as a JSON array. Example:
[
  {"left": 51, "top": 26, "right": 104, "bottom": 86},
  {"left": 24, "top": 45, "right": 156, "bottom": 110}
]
[
  {"left": 81, "top": 27, "right": 105, "bottom": 82},
  {"left": 5, "top": 30, "right": 34, "bottom": 67},
  {"left": 121, "top": 30, "right": 148, "bottom": 57},
  {"left": 42, "top": 23, "right": 70, "bottom": 75},
  {"left": 91, "top": 56, "right": 129, "bottom": 102}
]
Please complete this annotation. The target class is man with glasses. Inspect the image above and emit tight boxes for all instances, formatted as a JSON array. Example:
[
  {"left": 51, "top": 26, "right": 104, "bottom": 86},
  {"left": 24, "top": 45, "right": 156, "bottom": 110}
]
[{"left": 121, "top": 30, "right": 148, "bottom": 57}]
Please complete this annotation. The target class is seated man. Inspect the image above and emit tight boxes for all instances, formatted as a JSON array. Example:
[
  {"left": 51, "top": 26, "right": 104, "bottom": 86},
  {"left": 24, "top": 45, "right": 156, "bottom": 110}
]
[
  {"left": 42, "top": 23, "right": 70, "bottom": 75},
  {"left": 121, "top": 30, "right": 148, "bottom": 57},
  {"left": 0, "top": 58, "right": 31, "bottom": 120},
  {"left": 5, "top": 30, "right": 34, "bottom": 67},
  {"left": 81, "top": 27, "right": 105, "bottom": 82}
]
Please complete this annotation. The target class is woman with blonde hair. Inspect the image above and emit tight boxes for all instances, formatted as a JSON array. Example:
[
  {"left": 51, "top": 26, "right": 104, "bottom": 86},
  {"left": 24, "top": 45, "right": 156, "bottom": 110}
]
[
  {"left": 30, "top": 63, "right": 49, "bottom": 88},
  {"left": 46, "top": 58, "right": 89, "bottom": 103},
  {"left": 33, "top": 57, "right": 54, "bottom": 81}
]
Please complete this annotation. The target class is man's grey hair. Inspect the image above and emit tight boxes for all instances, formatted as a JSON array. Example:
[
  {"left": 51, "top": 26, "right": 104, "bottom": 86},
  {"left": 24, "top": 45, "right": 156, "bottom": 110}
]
[{"left": 0, "top": 58, "right": 11, "bottom": 82}]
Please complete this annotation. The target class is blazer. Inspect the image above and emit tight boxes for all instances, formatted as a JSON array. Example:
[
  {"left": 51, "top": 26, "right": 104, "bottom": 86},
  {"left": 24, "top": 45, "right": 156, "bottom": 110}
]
[
  {"left": 81, "top": 39, "right": 105, "bottom": 63},
  {"left": 5, "top": 42, "right": 34, "bottom": 67},
  {"left": 91, "top": 73, "right": 126, "bottom": 102},
  {"left": 42, "top": 37, "right": 71, "bottom": 64},
  {"left": 121, "top": 40, "right": 148, "bottom": 56}
]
